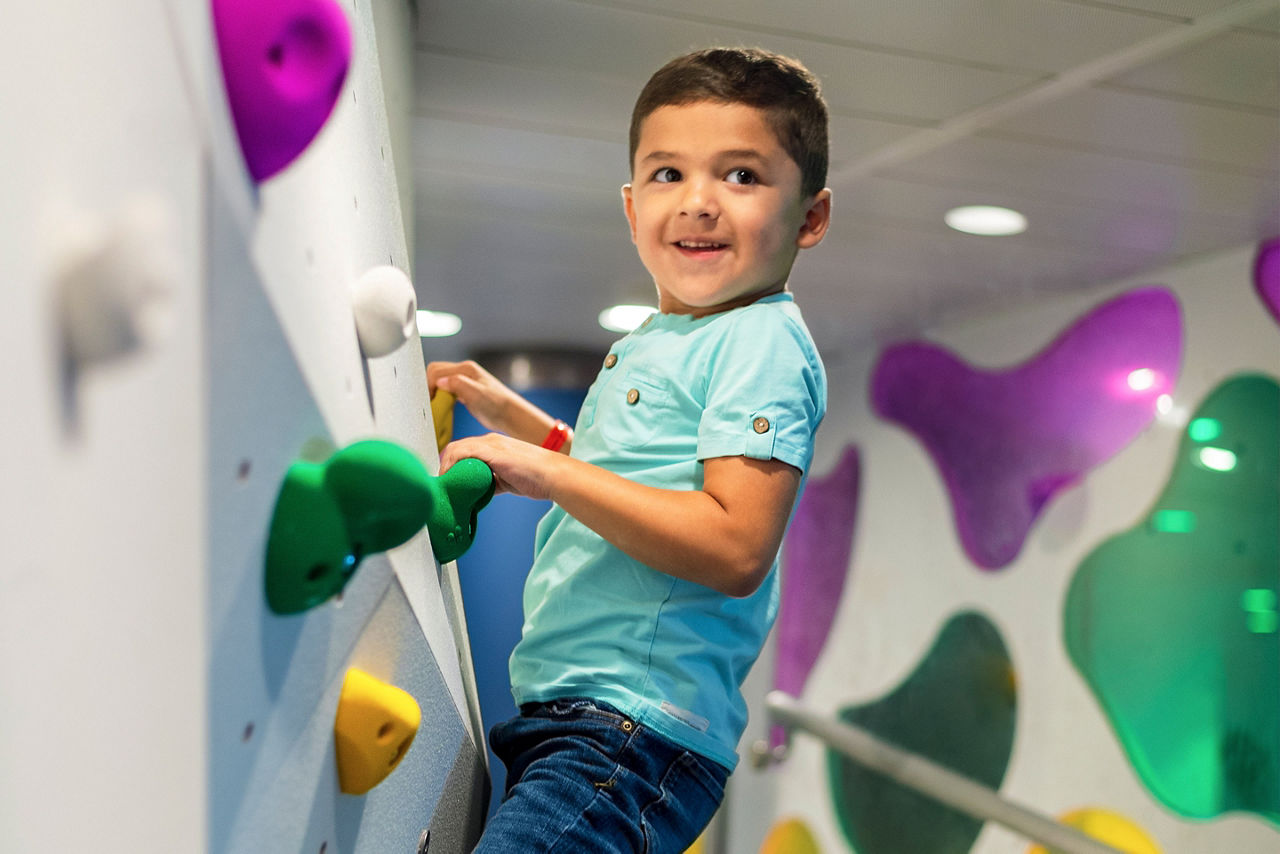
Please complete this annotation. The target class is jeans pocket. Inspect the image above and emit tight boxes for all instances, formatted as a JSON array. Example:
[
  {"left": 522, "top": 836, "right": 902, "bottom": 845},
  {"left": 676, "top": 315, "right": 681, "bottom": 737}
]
[{"left": 640, "top": 752, "right": 727, "bottom": 853}]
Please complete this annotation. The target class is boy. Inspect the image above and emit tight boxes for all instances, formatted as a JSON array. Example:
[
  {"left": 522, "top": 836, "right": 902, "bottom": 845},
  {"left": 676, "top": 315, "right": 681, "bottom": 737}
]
[{"left": 430, "top": 47, "right": 832, "bottom": 853}]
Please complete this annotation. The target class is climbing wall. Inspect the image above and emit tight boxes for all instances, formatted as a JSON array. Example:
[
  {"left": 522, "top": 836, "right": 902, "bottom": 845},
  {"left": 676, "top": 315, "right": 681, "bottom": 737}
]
[
  {"left": 736, "top": 242, "right": 1280, "bottom": 854},
  {"left": 1, "top": 2, "right": 488, "bottom": 853}
]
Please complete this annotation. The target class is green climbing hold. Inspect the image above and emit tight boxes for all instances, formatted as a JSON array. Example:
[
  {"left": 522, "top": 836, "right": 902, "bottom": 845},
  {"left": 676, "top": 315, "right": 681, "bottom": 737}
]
[{"left": 265, "top": 440, "right": 495, "bottom": 614}]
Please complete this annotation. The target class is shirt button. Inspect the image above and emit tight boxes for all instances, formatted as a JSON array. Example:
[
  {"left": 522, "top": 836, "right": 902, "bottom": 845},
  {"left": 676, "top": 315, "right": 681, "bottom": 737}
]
[
  {"left": 626, "top": 388, "right": 640, "bottom": 405},
  {"left": 604, "top": 354, "right": 618, "bottom": 369},
  {"left": 753, "top": 417, "right": 771, "bottom": 434}
]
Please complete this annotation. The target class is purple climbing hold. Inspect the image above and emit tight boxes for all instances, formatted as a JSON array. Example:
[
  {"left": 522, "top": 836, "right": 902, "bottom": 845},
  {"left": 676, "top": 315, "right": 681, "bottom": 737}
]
[
  {"left": 772, "top": 446, "right": 860, "bottom": 747},
  {"left": 872, "top": 287, "right": 1182, "bottom": 570},
  {"left": 1254, "top": 237, "right": 1280, "bottom": 326},
  {"left": 212, "top": 0, "right": 352, "bottom": 181}
]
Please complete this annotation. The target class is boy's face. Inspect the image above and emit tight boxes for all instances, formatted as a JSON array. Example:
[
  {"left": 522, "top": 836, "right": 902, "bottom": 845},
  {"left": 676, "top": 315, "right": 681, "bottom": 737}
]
[{"left": 622, "top": 101, "right": 831, "bottom": 318}]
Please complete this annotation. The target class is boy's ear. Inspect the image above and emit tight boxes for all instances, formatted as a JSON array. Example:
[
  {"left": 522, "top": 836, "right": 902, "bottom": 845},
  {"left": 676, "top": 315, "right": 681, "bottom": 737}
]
[
  {"left": 795, "top": 188, "right": 832, "bottom": 249},
  {"left": 621, "top": 184, "right": 638, "bottom": 244}
]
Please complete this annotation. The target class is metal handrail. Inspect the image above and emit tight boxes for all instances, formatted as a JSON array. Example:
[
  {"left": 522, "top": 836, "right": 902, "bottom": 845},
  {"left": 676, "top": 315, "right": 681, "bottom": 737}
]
[{"left": 763, "top": 691, "right": 1126, "bottom": 854}]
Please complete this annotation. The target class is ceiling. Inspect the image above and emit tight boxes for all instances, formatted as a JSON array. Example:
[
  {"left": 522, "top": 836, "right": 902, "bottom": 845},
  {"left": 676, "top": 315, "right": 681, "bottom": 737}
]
[{"left": 410, "top": 0, "right": 1279, "bottom": 364}]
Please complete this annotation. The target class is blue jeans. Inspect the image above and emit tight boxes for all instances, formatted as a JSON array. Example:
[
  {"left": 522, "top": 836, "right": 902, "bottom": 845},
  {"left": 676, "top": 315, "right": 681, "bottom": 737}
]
[{"left": 472, "top": 698, "right": 729, "bottom": 853}]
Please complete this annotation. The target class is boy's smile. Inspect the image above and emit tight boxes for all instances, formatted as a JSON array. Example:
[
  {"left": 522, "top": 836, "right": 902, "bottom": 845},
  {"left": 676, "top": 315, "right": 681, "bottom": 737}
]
[{"left": 623, "top": 101, "right": 831, "bottom": 318}]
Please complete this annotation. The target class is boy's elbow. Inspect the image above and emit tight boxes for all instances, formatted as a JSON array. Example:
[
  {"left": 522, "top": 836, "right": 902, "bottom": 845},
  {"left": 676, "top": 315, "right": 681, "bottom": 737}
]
[{"left": 718, "top": 555, "right": 773, "bottom": 598}]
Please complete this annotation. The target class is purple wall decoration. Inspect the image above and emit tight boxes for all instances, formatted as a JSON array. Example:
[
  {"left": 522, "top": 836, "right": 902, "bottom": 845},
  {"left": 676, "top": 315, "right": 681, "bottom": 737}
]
[
  {"left": 212, "top": 0, "right": 352, "bottom": 182},
  {"left": 1254, "top": 238, "right": 1280, "bottom": 326},
  {"left": 772, "top": 446, "right": 860, "bottom": 747},
  {"left": 871, "top": 288, "right": 1183, "bottom": 569}
]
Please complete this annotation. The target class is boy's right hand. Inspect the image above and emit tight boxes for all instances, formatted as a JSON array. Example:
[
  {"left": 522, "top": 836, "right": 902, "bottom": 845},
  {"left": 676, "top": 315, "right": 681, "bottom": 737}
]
[
  {"left": 427, "top": 360, "right": 518, "bottom": 434},
  {"left": 427, "top": 360, "right": 558, "bottom": 448}
]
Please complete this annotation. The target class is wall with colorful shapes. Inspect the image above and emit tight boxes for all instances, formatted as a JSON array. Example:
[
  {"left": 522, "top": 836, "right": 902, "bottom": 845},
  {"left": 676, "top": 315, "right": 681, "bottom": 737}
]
[
  {"left": 1, "top": 2, "right": 488, "bottom": 853},
  {"left": 728, "top": 240, "right": 1279, "bottom": 854}
]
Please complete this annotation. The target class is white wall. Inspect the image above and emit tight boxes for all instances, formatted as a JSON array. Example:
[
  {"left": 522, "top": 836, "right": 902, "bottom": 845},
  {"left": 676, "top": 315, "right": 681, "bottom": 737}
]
[
  {"left": 730, "top": 242, "right": 1279, "bottom": 854},
  {"left": 0, "top": 2, "right": 206, "bottom": 851},
  {"left": 0, "top": 2, "right": 487, "bottom": 852}
]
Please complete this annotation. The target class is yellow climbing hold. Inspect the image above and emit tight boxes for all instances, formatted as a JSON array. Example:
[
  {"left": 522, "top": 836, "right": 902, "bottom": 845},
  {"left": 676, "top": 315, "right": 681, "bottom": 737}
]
[
  {"left": 1026, "top": 807, "right": 1161, "bottom": 854},
  {"left": 334, "top": 668, "right": 421, "bottom": 795},
  {"left": 760, "top": 816, "right": 821, "bottom": 854},
  {"left": 431, "top": 388, "right": 456, "bottom": 452}
]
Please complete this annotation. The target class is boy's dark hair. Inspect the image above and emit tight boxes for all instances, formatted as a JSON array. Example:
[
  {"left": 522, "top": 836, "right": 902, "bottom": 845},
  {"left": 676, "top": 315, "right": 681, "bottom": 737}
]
[{"left": 629, "top": 47, "right": 829, "bottom": 198}]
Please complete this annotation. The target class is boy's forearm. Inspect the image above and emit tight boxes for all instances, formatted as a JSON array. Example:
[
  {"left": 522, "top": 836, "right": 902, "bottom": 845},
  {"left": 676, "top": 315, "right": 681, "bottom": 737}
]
[
  {"left": 503, "top": 394, "right": 571, "bottom": 451},
  {"left": 543, "top": 453, "right": 798, "bottom": 598}
]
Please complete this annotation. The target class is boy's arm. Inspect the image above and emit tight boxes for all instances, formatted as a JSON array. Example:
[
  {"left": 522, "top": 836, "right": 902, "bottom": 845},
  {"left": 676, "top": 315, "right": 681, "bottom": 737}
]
[{"left": 439, "top": 433, "right": 799, "bottom": 598}]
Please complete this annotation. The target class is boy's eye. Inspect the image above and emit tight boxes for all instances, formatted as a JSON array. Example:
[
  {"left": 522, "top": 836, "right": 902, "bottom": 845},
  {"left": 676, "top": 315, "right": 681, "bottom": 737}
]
[
  {"left": 653, "top": 167, "right": 681, "bottom": 183},
  {"left": 726, "top": 169, "right": 757, "bottom": 185}
]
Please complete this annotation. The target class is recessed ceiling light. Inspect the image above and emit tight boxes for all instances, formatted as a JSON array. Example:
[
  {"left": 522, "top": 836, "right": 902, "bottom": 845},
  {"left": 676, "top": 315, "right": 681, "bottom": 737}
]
[
  {"left": 416, "top": 309, "right": 462, "bottom": 337},
  {"left": 944, "top": 205, "right": 1027, "bottom": 236},
  {"left": 599, "top": 304, "right": 656, "bottom": 333}
]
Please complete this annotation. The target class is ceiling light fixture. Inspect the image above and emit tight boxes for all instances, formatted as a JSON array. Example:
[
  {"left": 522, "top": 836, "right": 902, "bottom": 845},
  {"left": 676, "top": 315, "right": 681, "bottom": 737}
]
[
  {"left": 599, "top": 304, "right": 656, "bottom": 333},
  {"left": 944, "top": 205, "right": 1027, "bottom": 236},
  {"left": 416, "top": 309, "right": 462, "bottom": 337}
]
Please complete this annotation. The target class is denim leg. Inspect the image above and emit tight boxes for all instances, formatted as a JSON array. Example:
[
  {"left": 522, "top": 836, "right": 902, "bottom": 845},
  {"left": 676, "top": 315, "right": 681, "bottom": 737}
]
[{"left": 472, "top": 700, "right": 728, "bottom": 854}]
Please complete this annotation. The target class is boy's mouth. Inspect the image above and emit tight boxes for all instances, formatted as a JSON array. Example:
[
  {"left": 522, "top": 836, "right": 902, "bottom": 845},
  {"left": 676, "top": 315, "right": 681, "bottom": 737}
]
[{"left": 674, "top": 239, "right": 728, "bottom": 254}]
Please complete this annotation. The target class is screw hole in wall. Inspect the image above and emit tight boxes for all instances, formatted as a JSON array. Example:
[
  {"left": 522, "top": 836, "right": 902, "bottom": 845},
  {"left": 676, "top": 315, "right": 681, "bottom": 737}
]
[
  {"left": 319, "top": 842, "right": 327, "bottom": 854},
  {"left": 242, "top": 722, "right": 254, "bottom": 743},
  {"left": 237, "top": 459, "right": 251, "bottom": 482}
]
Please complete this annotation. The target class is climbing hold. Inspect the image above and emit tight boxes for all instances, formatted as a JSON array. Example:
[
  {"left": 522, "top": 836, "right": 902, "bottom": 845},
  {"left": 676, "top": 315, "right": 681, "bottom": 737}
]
[
  {"left": 1064, "top": 374, "right": 1279, "bottom": 824},
  {"left": 430, "top": 389, "right": 455, "bottom": 452},
  {"left": 334, "top": 668, "right": 421, "bottom": 795},
  {"left": 352, "top": 266, "right": 417, "bottom": 358},
  {"left": 265, "top": 440, "right": 495, "bottom": 613},
  {"left": 212, "top": 0, "right": 352, "bottom": 181},
  {"left": 872, "top": 287, "right": 1182, "bottom": 569},
  {"left": 54, "top": 195, "right": 177, "bottom": 369}
]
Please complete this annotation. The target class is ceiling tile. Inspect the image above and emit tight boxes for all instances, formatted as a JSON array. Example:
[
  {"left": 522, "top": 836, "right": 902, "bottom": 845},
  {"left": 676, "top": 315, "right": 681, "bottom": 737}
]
[
  {"left": 1107, "top": 27, "right": 1280, "bottom": 110},
  {"left": 583, "top": 0, "right": 1191, "bottom": 72},
  {"left": 986, "top": 85, "right": 1278, "bottom": 172}
]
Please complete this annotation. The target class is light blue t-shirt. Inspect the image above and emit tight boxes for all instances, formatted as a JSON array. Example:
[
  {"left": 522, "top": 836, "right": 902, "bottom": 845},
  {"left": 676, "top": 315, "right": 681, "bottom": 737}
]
[{"left": 508, "top": 292, "right": 827, "bottom": 770}]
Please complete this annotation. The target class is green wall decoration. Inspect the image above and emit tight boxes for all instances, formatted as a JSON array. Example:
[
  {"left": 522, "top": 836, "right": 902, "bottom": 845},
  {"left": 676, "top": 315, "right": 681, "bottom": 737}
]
[
  {"left": 827, "top": 611, "right": 1017, "bottom": 854},
  {"left": 1065, "top": 374, "right": 1279, "bottom": 825}
]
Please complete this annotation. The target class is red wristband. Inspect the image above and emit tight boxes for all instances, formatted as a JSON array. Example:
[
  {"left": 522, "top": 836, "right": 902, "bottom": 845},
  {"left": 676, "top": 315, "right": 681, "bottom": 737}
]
[{"left": 541, "top": 420, "right": 571, "bottom": 452}]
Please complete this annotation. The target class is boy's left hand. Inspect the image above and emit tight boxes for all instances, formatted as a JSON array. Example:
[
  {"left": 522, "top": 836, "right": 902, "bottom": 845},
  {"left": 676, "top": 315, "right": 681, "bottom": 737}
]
[{"left": 439, "top": 433, "right": 562, "bottom": 501}]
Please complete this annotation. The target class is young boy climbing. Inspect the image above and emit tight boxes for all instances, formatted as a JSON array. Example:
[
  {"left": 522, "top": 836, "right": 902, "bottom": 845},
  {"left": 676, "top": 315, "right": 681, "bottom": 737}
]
[{"left": 428, "top": 47, "right": 833, "bottom": 854}]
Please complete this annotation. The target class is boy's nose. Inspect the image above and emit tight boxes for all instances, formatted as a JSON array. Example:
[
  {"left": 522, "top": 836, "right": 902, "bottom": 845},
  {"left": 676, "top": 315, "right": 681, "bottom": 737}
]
[{"left": 679, "top": 179, "right": 719, "bottom": 219}]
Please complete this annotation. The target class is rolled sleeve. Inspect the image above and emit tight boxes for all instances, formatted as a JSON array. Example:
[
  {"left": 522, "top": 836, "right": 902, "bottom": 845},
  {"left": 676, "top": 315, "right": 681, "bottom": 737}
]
[{"left": 696, "top": 310, "right": 824, "bottom": 472}]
